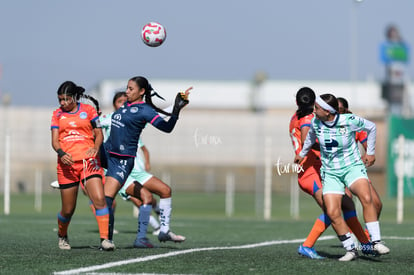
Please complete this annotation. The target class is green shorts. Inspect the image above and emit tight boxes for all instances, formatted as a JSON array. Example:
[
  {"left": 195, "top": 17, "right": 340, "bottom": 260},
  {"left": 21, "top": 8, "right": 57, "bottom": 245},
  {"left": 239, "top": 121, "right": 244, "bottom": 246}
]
[
  {"left": 321, "top": 163, "right": 368, "bottom": 195},
  {"left": 118, "top": 169, "right": 153, "bottom": 200}
]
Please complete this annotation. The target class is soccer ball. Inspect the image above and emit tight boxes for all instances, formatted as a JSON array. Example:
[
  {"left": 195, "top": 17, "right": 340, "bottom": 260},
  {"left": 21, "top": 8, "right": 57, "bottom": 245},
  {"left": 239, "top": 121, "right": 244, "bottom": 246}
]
[{"left": 141, "top": 22, "right": 166, "bottom": 47}]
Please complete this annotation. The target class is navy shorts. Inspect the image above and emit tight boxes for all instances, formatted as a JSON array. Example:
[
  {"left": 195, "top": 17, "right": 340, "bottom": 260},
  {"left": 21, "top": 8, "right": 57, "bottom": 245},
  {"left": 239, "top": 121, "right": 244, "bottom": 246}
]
[{"left": 105, "top": 153, "right": 135, "bottom": 186}]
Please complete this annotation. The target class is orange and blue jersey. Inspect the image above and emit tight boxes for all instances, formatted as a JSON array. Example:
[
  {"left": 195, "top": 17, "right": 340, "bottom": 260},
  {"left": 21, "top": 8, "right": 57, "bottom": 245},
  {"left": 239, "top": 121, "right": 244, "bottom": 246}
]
[
  {"left": 356, "top": 130, "right": 368, "bottom": 145},
  {"left": 289, "top": 112, "right": 321, "bottom": 170},
  {"left": 51, "top": 103, "right": 100, "bottom": 161},
  {"left": 289, "top": 112, "right": 322, "bottom": 195}
]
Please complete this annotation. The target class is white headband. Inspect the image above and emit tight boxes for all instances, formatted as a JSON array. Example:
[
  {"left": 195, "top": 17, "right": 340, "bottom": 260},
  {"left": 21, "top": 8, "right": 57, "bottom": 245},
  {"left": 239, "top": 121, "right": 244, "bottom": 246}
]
[{"left": 315, "top": 96, "right": 336, "bottom": 114}]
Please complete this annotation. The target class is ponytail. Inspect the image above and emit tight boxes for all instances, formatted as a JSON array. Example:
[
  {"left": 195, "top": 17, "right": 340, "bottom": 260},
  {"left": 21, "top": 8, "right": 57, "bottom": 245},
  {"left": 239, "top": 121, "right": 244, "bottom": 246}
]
[{"left": 129, "top": 76, "right": 171, "bottom": 116}]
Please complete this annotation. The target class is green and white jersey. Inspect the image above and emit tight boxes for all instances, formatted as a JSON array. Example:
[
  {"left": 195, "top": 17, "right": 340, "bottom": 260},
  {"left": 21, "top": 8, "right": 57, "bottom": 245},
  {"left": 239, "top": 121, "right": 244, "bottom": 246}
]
[
  {"left": 100, "top": 112, "right": 113, "bottom": 142},
  {"left": 300, "top": 113, "right": 376, "bottom": 172}
]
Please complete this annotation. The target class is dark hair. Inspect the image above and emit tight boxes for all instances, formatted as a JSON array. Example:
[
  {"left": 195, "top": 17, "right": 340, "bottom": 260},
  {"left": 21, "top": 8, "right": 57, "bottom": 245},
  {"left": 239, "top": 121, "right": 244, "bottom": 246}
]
[
  {"left": 295, "top": 87, "right": 315, "bottom": 119},
  {"left": 320, "top": 93, "right": 339, "bottom": 113},
  {"left": 337, "top": 97, "right": 348, "bottom": 109},
  {"left": 58, "top": 81, "right": 101, "bottom": 115},
  {"left": 57, "top": 81, "right": 85, "bottom": 100},
  {"left": 129, "top": 76, "right": 171, "bottom": 116},
  {"left": 112, "top": 91, "right": 127, "bottom": 108},
  {"left": 337, "top": 97, "right": 352, "bottom": 114}
]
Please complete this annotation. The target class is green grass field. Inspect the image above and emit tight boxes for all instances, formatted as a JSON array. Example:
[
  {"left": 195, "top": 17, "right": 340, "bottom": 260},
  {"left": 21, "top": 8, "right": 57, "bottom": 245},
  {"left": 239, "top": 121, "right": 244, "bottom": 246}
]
[{"left": 1, "top": 192, "right": 414, "bottom": 274}]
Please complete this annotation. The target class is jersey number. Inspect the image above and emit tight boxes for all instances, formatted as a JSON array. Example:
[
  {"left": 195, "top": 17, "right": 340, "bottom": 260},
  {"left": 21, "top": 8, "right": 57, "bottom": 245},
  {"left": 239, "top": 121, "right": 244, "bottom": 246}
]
[{"left": 324, "top": 139, "right": 338, "bottom": 151}]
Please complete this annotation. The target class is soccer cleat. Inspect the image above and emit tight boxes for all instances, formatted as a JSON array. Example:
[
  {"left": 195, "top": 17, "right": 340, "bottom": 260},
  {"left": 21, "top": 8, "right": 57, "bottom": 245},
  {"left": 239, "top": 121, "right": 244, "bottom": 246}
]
[
  {"left": 58, "top": 236, "right": 71, "bottom": 250},
  {"left": 50, "top": 181, "right": 60, "bottom": 189},
  {"left": 373, "top": 241, "right": 390, "bottom": 255},
  {"left": 100, "top": 239, "right": 115, "bottom": 251},
  {"left": 133, "top": 237, "right": 154, "bottom": 248},
  {"left": 297, "top": 245, "right": 324, "bottom": 259},
  {"left": 338, "top": 250, "right": 358, "bottom": 261},
  {"left": 360, "top": 242, "right": 377, "bottom": 256},
  {"left": 158, "top": 230, "right": 186, "bottom": 243},
  {"left": 152, "top": 228, "right": 160, "bottom": 236}
]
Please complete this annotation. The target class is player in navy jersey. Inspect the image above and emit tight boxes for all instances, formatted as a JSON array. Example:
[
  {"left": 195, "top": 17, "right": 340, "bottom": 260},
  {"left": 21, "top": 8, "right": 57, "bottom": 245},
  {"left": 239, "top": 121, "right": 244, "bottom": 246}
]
[
  {"left": 295, "top": 94, "right": 390, "bottom": 261},
  {"left": 101, "top": 76, "right": 192, "bottom": 245}
]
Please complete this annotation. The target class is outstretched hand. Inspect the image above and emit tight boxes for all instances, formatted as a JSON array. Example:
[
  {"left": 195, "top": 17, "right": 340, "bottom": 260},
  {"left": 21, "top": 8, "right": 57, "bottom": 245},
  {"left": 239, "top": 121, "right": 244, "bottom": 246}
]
[
  {"left": 180, "top": 86, "right": 193, "bottom": 101},
  {"left": 173, "top": 86, "right": 193, "bottom": 116}
]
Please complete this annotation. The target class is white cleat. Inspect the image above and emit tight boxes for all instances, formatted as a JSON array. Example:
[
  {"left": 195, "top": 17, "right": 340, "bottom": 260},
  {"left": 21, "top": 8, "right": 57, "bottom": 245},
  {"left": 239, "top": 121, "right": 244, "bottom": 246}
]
[
  {"left": 100, "top": 239, "right": 115, "bottom": 251},
  {"left": 58, "top": 236, "right": 71, "bottom": 250},
  {"left": 158, "top": 230, "right": 186, "bottom": 243},
  {"left": 338, "top": 250, "right": 358, "bottom": 261},
  {"left": 373, "top": 242, "right": 390, "bottom": 255},
  {"left": 50, "top": 181, "right": 60, "bottom": 189}
]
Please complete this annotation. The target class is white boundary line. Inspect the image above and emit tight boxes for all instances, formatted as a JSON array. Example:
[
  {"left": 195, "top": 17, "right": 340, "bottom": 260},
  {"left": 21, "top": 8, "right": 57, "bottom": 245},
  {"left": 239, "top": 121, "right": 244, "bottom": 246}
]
[
  {"left": 54, "top": 236, "right": 335, "bottom": 275},
  {"left": 53, "top": 235, "right": 414, "bottom": 275}
]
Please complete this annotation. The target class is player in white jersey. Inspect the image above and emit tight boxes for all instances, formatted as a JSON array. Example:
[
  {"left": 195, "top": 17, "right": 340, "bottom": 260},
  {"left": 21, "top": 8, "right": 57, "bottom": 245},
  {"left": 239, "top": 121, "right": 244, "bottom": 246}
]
[
  {"left": 337, "top": 97, "right": 383, "bottom": 220},
  {"left": 295, "top": 93, "right": 390, "bottom": 261}
]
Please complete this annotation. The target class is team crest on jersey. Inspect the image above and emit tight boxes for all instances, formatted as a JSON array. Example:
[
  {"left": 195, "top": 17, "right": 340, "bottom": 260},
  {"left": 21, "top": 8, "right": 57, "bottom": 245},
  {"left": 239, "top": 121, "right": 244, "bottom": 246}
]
[
  {"left": 79, "top": 112, "right": 87, "bottom": 119},
  {"left": 339, "top": 126, "right": 347, "bottom": 135},
  {"left": 130, "top": 107, "right": 138, "bottom": 113}
]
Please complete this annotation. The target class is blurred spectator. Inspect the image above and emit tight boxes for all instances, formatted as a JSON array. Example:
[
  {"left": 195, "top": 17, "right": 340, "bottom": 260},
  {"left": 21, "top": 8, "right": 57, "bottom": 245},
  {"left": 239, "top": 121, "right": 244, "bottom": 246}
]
[{"left": 380, "top": 24, "right": 410, "bottom": 116}]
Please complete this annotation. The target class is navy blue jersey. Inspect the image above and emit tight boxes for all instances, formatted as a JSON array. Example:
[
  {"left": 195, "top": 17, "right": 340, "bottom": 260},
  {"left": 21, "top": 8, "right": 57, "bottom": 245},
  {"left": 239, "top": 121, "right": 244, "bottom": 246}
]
[{"left": 105, "top": 101, "right": 177, "bottom": 157}]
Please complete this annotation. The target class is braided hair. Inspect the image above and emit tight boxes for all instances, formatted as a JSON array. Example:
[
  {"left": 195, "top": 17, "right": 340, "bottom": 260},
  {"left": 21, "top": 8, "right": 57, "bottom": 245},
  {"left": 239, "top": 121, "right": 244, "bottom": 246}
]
[{"left": 57, "top": 80, "right": 101, "bottom": 115}]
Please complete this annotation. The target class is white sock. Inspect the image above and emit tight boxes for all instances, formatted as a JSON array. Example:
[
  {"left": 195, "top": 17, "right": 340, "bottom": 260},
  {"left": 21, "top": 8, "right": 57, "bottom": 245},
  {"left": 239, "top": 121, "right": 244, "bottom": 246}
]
[
  {"left": 339, "top": 232, "right": 355, "bottom": 251},
  {"left": 149, "top": 215, "right": 160, "bottom": 230},
  {"left": 159, "top": 197, "right": 172, "bottom": 233},
  {"left": 366, "top": 221, "right": 381, "bottom": 242}
]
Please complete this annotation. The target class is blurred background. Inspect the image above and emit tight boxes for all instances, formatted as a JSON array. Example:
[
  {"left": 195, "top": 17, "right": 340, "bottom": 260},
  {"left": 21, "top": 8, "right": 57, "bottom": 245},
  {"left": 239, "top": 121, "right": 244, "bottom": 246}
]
[{"left": 1, "top": 1, "right": 414, "bottom": 218}]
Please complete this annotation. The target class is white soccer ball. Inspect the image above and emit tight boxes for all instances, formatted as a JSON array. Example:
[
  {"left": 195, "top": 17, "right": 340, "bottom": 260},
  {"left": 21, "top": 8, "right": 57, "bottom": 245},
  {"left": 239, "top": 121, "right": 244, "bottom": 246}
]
[{"left": 141, "top": 22, "right": 166, "bottom": 47}]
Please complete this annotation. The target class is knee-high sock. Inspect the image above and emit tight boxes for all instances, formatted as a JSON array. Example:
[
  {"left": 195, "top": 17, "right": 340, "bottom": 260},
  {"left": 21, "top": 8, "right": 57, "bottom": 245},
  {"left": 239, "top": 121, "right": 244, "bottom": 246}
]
[
  {"left": 343, "top": 210, "right": 369, "bottom": 244},
  {"left": 303, "top": 213, "right": 331, "bottom": 248},
  {"left": 366, "top": 221, "right": 381, "bottom": 242},
  {"left": 57, "top": 212, "right": 71, "bottom": 237},
  {"left": 95, "top": 207, "right": 110, "bottom": 240},
  {"left": 136, "top": 204, "right": 152, "bottom": 240},
  {"left": 105, "top": 196, "right": 115, "bottom": 241},
  {"left": 159, "top": 197, "right": 172, "bottom": 233},
  {"left": 149, "top": 215, "right": 160, "bottom": 230}
]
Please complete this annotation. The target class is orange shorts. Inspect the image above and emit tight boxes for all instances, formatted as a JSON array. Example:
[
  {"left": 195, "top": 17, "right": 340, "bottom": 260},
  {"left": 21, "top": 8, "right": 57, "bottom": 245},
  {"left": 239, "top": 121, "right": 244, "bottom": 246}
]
[
  {"left": 57, "top": 158, "right": 104, "bottom": 189},
  {"left": 298, "top": 165, "right": 322, "bottom": 196}
]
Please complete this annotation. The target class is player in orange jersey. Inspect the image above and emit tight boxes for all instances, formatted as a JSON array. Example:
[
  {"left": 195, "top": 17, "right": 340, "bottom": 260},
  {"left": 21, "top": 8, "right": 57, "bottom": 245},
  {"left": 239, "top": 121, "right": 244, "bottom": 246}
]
[
  {"left": 289, "top": 87, "right": 371, "bottom": 259},
  {"left": 51, "top": 81, "right": 114, "bottom": 251}
]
